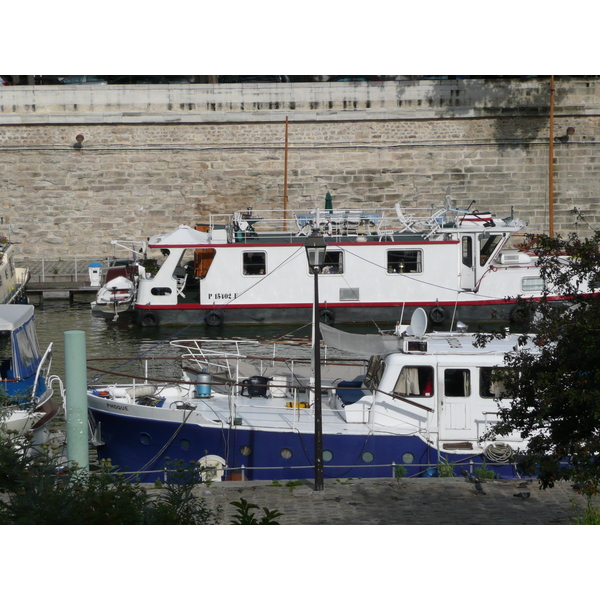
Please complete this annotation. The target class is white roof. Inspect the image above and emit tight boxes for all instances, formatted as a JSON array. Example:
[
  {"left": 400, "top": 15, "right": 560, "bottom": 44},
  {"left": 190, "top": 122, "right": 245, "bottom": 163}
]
[
  {"left": 0, "top": 305, "right": 35, "bottom": 331},
  {"left": 148, "top": 225, "right": 210, "bottom": 247}
]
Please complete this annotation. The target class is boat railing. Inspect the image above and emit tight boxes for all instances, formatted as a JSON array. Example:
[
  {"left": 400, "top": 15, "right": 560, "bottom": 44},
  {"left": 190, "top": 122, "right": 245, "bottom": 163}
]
[
  {"left": 114, "top": 455, "right": 523, "bottom": 483},
  {"left": 206, "top": 205, "right": 456, "bottom": 241}
]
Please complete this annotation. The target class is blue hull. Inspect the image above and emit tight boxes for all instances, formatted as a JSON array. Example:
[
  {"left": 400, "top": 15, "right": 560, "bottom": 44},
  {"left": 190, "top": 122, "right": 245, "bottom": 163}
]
[{"left": 90, "top": 408, "right": 521, "bottom": 482}]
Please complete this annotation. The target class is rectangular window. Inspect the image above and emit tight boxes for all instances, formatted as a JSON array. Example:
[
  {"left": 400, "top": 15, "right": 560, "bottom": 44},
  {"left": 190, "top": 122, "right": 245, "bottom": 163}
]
[
  {"left": 479, "top": 234, "right": 503, "bottom": 266},
  {"left": 364, "top": 355, "right": 385, "bottom": 389},
  {"left": 462, "top": 236, "right": 473, "bottom": 267},
  {"left": 393, "top": 366, "right": 434, "bottom": 397},
  {"left": 243, "top": 252, "right": 266, "bottom": 276},
  {"left": 387, "top": 250, "right": 422, "bottom": 274},
  {"left": 444, "top": 368, "right": 471, "bottom": 397},
  {"left": 479, "top": 367, "right": 507, "bottom": 398},
  {"left": 321, "top": 250, "right": 344, "bottom": 274},
  {"left": 522, "top": 277, "right": 544, "bottom": 292}
]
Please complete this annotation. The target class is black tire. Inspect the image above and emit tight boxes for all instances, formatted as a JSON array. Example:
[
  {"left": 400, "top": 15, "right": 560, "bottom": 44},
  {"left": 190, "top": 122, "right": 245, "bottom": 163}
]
[
  {"left": 205, "top": 310, "right": 224, "bottom": 327},
  {"left": 510, "top": 303, "right": 530, "bottom": 324},
  {"left": 429, "top": 306, "right": 446, "bottom": 325},
  {"left": 140, "top": 312, "right": 158, "bottom": 327},
  {"left": 319, "top": 309, "right": 335, "bottom": 325}
]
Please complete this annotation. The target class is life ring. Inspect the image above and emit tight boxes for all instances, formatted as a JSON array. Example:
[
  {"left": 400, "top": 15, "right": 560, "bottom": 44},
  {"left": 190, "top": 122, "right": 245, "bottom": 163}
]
[
  {"left": 140, "top": 311, "right": 158, "bottom": 327},
  {"left": 319, "top": 309, "right": 335, "bottom": 325},
  {"left": 510, "top": 303, "right": 530, "bottom": 324},
  {"left": 429, "top": 306, "right": 446, "bottom": 325},
  {"left": 205, "top": 310, "right": 224, "bottom": 327}
]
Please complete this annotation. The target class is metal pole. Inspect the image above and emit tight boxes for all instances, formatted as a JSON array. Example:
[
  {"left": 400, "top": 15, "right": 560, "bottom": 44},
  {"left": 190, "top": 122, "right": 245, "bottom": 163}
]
[
  {"left": 65, "top": 330, "right": 89, "bottom": 471},
  {"left": 283, "top": 117, "right": 289, "bottom": 231},
  {"left": 313, "top": 269, "right": 324, "bottom": 491},
  {"left": 549, "top": 75, "right": 555, "bottom": 237}
]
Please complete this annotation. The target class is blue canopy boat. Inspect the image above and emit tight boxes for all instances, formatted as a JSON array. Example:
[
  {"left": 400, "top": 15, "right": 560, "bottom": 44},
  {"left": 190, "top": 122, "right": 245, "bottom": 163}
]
[{"left": 0, "top": 305, "right": 63, "bottom": 442}]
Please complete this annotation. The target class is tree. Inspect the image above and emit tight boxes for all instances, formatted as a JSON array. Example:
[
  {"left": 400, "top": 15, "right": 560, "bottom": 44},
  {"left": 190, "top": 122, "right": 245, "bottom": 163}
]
[{"left": 480, "top": 231, "right": 600, "bottom": 493}]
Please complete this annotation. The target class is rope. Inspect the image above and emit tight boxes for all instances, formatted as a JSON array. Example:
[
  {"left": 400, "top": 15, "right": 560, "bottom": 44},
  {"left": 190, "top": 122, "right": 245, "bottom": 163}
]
[{"left": 483, "top": 442, "right": 514, "bottom": 463}]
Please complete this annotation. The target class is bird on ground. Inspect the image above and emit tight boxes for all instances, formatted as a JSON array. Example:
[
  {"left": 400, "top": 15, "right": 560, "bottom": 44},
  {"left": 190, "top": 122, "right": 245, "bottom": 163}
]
[
  {"left": 460, "top": 468, "right": 479, "bottom": 484},
  {"left": 513, "top": 492, "right": 531, "bottom": 499},
  {"left": 517, "top": 480, "right": 532, "bottom": 488},
  {"left": 474, "top": 481, "right": 486, "bottom": 495}
]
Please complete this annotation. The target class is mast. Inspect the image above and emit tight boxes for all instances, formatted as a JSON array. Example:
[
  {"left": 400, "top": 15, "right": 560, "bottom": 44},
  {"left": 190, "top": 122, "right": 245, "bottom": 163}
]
[{"left": 283, "top": 117, "right": 289, "bottom": 231}]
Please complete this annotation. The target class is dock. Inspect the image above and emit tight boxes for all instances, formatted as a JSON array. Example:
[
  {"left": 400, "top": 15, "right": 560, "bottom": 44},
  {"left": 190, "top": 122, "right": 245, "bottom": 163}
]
[{"left": 21, "top": 258, "right": 101, "bottom": 305}]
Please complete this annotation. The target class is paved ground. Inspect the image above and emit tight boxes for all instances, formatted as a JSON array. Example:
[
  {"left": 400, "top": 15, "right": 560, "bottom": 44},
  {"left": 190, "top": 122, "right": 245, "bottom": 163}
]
[{"left": 193, "top": 477, "right": 591, "bottom": 525}]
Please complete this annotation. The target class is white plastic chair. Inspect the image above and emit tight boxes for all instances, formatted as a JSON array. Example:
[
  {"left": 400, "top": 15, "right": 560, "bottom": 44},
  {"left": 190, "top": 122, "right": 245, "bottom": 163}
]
[{"left": 346, "top": 210, "right": 361, "bottom": 235}]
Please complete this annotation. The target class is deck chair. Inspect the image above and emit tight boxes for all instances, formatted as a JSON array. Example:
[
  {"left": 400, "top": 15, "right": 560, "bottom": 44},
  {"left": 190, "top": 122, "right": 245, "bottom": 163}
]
[
  {"left": 346, "top": 210, "right": 361, "bottom": 235},
  {"left": 377, "top": 217, "right": 395, "bottom": 241},
  {"left": 394, "top": 203, "right": 418, "bottom": 233},
  {"left": 294, "top": 213, "right": 311, "bottom": 236}
]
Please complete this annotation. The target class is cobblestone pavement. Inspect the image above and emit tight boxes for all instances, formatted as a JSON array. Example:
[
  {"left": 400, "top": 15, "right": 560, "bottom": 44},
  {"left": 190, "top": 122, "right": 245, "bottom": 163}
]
[{"left": 193, "top": 477, "right": 590, "bottom": 525}]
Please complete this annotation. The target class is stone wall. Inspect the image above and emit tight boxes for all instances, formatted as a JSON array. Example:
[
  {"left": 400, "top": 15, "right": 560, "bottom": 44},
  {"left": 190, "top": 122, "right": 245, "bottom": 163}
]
[{"left": 1, "top": 79, "right": 599, "bottom": 259}]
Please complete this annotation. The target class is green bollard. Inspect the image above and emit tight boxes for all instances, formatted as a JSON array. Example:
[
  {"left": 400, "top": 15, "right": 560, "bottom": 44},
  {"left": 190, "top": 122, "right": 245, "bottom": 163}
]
[{"left": 64, "top": 330, "right": 89, "bottom": 471}]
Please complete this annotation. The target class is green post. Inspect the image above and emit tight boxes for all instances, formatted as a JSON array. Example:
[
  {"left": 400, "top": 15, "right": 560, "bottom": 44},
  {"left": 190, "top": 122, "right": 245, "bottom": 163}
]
[{"left": 65, "top": 330, "right": 89, "bottom": 471}]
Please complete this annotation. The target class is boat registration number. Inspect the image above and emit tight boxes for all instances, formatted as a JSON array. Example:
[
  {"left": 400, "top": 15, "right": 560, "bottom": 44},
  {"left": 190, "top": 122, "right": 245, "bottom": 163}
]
[{"left": 207, "top": 292, "right": 238, "bottom": 300}]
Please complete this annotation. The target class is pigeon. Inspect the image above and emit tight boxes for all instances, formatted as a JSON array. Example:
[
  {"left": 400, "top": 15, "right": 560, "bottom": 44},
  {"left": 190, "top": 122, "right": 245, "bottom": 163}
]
[
  {"left": 474, "top": 481, "right": 486, "bottom": 495},
  {"left": 513, "top": 492, "right": 531, "bottom": 499},
  {"left": 461, "top": 468, "right": 479, "bottom": 484},
  {"left": 517, "top": 480, "right": 532, "bottom": 488}
]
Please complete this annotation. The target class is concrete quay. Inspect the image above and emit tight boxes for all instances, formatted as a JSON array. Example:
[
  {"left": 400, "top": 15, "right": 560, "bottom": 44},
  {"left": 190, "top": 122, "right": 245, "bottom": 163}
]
[{"left": 193, "top": 477, "right": 591, "bottom": 525}]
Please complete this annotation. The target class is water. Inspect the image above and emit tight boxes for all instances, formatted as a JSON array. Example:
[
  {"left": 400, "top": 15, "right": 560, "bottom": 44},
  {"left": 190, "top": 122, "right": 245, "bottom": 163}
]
[
  {"left": 33, "top": 301, "right": 386, "bottom": 385},
  {"left": 34, "top": 301, "right": 513, "bottom": 385}
]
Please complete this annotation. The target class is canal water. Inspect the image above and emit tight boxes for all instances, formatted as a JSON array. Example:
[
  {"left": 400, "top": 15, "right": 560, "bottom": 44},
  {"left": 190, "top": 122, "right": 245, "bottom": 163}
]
[
  {"left": 34, "top": 300, "right": 512, "bottom": 385},
  {"left": 33, "top": 300, "right": 384, "bottom": 385}
]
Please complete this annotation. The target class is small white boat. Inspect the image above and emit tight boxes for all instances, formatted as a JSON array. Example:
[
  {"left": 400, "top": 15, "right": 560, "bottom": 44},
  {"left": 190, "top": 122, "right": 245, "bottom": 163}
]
[
  {"left": 93, "top": 275, "right": 136, "bottom": 316},
  {"left": 0, "top": 305, "right": 65, "bottom": 443},
  {"left": 0, "top": 236, "right": 30, "bottom": 305},
  {"left": 86, "top": 309, "right": 535, "bottom": 482}
]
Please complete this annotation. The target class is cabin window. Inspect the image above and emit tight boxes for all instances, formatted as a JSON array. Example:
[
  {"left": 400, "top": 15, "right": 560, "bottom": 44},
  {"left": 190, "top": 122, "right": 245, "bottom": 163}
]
[
  {"left": 479, "top": 367, "right": 507, "bottom": 398},
  {"left": 462, "top": 237, "right": 473, "bottom": 268},
  {"left": 364, "top": 355, "right": 385, "bottom": 388},
  {"left": 522, "top": 277, "right": 544, "bottom": 292},
  {"left": 444, "top": 368, "right": 471, "bottom": 397},
  {"left": 321, "top": 250, "right": 343, "bottom": 274},
  {"left": 243, "top": 252, "right": 266, "bottom": 276},
  {"left": 479, "top": 234, "right": 503, "bottom": 266},
  {"left": 393, "top": 366, "right": 434, "bottom": 397},
  {"left": 387, "top": 250, "right": 422, "bottom": 274},
  {"left": 151, "top": 287, "right": 173, "bottom": 296}
]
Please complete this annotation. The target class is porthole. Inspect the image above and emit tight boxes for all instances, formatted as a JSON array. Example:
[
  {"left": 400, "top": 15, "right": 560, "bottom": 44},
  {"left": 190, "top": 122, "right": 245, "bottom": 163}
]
[
  {"left": 240, "top": 445, "right": 252, "bottom": 456},
  {"left": 361, "top": 451, "right": 374, "bottom": 463},
  {"left": 323, "top": 450, "right": 333, "bottom": 462},
  {"left": 139, "top": 432, "right": 151, "bottom": 446},
  {"left": 281, "top": 448, "right": 293, "bottom": 459},
  {"left": 402, "top": 452, "right": 415, "bottom": 464},
  {"left": 180, "top": 439, "right": 191, "bottom": 450}
]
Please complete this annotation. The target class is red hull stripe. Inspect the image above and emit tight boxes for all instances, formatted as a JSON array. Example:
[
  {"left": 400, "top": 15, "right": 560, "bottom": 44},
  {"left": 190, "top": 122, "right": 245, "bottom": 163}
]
[{"left": 136, "top": 296, "right": 564, "bottom": 311}]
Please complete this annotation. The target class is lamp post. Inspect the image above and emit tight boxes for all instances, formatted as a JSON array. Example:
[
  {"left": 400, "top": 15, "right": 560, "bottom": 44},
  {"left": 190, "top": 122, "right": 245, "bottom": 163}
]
[{"left": 305, "top": 231, "right": 327, "bottom": 491}]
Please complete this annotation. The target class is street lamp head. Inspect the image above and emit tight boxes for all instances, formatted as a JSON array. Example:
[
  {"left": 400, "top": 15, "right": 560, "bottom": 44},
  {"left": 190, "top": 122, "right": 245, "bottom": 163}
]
[{"left": 305, "top": 231, "right": 327, "bottom": 273}]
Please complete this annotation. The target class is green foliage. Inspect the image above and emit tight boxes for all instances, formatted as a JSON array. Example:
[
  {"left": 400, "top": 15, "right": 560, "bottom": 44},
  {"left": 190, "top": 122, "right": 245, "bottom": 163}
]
[
  {"left": 479, "top": 232, "right": 600, "bottom": 492},
  {"left": 0, "top": 434, "right": 217, "bottom": 525},
  {"left": 285, "top": 480, "right": 305, "bottom": 488},
  {"left": 474, "top": 461, "right": 497, "bottom": 480},
  {"left": 230, "top": 498, "right": 282, "bottom": 525},
  {"left": 394, "top": 464, "right": 407, "bottom": 479},
  {"left": 571, "top": 496, "right": 600, "bottom": 525},
  {"left": 436, "top": 458, "right": 456, "bottom": 478}
]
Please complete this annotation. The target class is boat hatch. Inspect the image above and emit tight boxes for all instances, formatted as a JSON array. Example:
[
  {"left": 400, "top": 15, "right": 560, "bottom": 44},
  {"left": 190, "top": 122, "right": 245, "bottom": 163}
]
[{"left": 404, "top": 340, "right": 427, "bottom": 353}]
